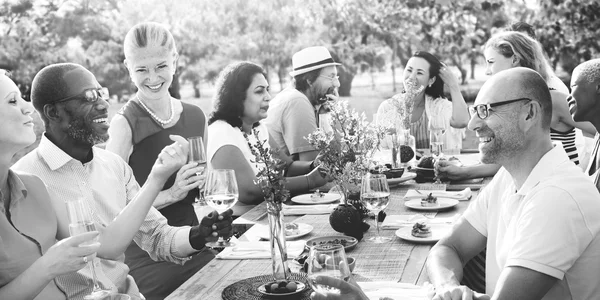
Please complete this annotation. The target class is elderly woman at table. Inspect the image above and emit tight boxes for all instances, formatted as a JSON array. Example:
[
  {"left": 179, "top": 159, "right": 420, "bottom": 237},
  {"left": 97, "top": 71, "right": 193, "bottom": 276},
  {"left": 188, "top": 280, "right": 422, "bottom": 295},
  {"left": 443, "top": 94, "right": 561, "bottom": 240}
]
[
  {"left": 207, "top": 61, "right": 328, "bottom": 216},
  {"left": 376, "top": 51, "right": 469, "bottom": 151}
]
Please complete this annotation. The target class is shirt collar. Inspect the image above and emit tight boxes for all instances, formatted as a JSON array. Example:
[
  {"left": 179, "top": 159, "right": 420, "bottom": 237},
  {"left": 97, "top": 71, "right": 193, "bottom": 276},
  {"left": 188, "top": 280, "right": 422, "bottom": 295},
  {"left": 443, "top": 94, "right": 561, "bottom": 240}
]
[
  {"left": 516, "top": 144, "right": 568, "bottom": 196},
  {"left": 38, "top": 133, "right": 96, "bottom": 171}
]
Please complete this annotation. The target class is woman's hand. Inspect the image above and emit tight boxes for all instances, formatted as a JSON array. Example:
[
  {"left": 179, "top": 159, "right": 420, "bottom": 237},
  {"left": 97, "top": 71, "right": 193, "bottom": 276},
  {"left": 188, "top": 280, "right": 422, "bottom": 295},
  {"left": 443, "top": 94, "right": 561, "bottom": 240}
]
[
  {"left": 310, "top": 276, "right": 369, "bottom": 300},
  {"left": 39, "top": 231, "right": 100, "bottom": 280},
  {"left": 438, "top": 63, "right": 460, "bottom": 92},
  {"left": 168, "top": 162, "right": 206, "bottom": 201}
]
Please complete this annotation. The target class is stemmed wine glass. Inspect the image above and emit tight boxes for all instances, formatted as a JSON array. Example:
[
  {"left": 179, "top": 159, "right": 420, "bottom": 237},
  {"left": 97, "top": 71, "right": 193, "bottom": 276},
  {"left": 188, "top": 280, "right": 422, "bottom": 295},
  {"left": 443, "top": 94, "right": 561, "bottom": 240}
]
[
  {"left": 65, "top": 198, "right": 112, "bottom": 300},
  {"left": 429, "top": 129, "right": 445, "bottom": 183},
  {"left": 204, "top": 169, "right": 239, "bottom": 247},
  {"left": 188, "top": 136, "right": 208, "bottom": 212},
  {"left": 306, "top": 244, "right": 352, "bottom": 295},
  {"left": 360, "top": 173, "right": 391, "bottom": 243}
]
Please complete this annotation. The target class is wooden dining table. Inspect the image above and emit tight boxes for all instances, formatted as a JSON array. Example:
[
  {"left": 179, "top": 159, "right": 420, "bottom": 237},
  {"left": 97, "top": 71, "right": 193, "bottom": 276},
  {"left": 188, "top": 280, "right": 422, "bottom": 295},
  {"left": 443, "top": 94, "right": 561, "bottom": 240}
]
[{"left": 166, "top": 167, "right": 490, "bottom": 300}]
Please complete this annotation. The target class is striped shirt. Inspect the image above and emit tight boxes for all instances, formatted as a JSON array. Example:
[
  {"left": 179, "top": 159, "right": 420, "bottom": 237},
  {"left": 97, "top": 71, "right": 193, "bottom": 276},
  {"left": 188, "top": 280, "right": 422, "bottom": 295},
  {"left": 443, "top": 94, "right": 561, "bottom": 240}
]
[
  {"left": 12, "top": 135, "right": 191, "bottom": 300},
  {"left": 550, "top": 127, "right": 579, "bottom": 165}
]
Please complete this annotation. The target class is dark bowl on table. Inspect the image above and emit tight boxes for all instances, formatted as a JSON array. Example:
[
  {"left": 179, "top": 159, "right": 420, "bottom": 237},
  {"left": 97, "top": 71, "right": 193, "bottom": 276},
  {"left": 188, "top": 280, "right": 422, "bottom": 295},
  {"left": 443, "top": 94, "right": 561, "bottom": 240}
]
[{"left": 414, "top": 167, "right": 435, "bottom": 183}]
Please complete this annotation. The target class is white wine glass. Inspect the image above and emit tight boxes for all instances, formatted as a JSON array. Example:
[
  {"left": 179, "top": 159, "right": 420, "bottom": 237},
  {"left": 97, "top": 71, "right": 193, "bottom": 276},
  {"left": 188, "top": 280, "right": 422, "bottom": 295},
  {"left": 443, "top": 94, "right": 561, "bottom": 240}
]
[
  {"left": 188, "top": 136, "right": 208, "bottom": 210},
  {"left": 429, "top": 128, "right": 445, "bottom": 157},
  {"left": 204, "top": 169, "right": 239, "bottom": 247},
  {"left": 360, "top": 173, "right": 391, "bottom": 243},
  {"left": 306, "top": 244, "right": 352, "bottom": 295},
  {"left": 65, "top": 198, "right": 112, "bottom": 300}
]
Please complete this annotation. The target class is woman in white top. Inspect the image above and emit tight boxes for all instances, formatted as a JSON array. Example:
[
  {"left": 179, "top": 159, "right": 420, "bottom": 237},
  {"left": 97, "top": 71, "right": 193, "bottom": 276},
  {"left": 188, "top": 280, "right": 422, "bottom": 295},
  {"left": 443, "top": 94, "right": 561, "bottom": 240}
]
[
  {"left": 376, "top": 51, "right": 469, "bottom": 152},
  {"left": 207, "top": 62, "right": 327, "bottom": 216}
]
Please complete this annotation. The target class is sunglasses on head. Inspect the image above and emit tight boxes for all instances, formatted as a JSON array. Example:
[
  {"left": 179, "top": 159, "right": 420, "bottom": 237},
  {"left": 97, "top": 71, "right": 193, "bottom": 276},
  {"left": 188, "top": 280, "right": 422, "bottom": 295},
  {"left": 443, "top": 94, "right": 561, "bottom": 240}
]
[
  {"left": 468, "top": 97, "right": 532, "bottom": 120},
  {"left": 54, "top": 87, "right": 109, "bottom": 104}
]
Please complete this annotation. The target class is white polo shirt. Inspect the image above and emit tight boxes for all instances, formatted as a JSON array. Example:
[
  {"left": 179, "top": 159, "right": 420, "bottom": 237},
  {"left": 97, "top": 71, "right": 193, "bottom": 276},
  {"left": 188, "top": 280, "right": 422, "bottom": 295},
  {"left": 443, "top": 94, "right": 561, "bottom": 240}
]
[{"left": 464, "top": 145, "right": 600, "bottom": 299}]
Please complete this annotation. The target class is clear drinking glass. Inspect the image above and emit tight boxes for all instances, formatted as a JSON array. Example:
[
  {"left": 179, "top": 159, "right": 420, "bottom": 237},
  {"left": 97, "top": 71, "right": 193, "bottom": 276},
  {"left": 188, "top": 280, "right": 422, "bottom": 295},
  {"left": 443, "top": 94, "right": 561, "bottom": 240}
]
[
  {"left": 204, "top": 169, "right": 239, "bottom": 247},
  {"left": 429, "top": 128, "right": 445, "bottom": 157},
  {"left": 306, "top": 244, "right": 352, "bottom": 295},
  {"left": 65, "top": 198, "right": 112, "bottom": 300},
  {"left": 360, "top": 173, "right": 392, "bottom": 243},
  {"left": 188, "top": 136, "right": 207, "bottom": 208}
]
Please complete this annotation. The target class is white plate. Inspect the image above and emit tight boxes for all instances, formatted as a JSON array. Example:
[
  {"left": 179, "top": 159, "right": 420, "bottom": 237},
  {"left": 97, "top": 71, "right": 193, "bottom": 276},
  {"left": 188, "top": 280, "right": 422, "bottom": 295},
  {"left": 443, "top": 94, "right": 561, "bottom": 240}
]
[
  {"left": 404, "top": 198, "right": 459, "bottom": 211},
  {"left": 395, "top": 224, "right": 452, "bottom": 244},
  {"left": 387, "top": 172, "right": 417, "bottom": 185},
  {"left": 257, "top": 223, "right": 313, "bottom": 240},
  {"left": 291, "top": 192, "right": 341, "bottom": 205}
]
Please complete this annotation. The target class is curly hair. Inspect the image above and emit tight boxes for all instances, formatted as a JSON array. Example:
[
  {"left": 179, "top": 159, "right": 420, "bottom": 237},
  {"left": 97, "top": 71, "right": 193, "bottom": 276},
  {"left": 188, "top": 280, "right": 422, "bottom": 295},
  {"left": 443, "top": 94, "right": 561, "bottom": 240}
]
[
  {"left": 412, "top": 51, "right": 444, "bottom": 99},
  {"left": 293, "top": 69, "right": 321, "bottom": 92},
  {"left": 208, "top": 61, "right": 266, "bottom": 128},
  {"left": 485, "top": 31, "right": 551, "bottom": 82},
  {"left": 573, "top": 59, "right": 600, "bottom": 85}
]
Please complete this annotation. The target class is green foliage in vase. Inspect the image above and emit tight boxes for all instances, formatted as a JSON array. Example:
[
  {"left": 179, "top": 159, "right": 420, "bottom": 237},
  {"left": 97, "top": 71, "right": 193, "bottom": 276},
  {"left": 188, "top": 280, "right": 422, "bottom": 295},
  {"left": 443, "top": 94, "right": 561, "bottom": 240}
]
[
  {"left": 306, "top": 100, "right": 386, "bottom": 204},
  {"left": 244, "top": 128, "right": 290, "bottom": 205}
]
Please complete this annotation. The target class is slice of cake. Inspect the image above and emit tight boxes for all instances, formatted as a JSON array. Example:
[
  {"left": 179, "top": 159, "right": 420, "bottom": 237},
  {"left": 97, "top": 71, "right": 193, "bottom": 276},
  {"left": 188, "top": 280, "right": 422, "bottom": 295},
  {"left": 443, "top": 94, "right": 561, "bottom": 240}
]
[
  {"left": 421, "top": 193, "right": 438, "bottom": 207},
  {"left": 285, "top": 223, "right": 299, "bottom": 236},
  {"left": 411, "top": 222, "right": 432, "bottom": 238}
]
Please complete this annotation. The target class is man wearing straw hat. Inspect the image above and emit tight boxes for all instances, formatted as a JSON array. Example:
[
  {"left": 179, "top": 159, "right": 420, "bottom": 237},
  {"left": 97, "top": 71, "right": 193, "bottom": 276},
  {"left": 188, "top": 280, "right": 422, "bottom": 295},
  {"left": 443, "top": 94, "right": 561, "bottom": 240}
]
[{"left": 265, "top": 46, "right": 341, "bottom": 164}]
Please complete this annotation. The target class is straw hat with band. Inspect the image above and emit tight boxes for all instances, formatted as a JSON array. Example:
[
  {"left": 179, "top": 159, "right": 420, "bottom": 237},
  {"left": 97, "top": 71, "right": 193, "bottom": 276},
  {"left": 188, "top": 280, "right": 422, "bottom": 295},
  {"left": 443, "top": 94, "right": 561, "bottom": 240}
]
[{"left": 289, "top": 46, "right": 341, "bottom": 77}]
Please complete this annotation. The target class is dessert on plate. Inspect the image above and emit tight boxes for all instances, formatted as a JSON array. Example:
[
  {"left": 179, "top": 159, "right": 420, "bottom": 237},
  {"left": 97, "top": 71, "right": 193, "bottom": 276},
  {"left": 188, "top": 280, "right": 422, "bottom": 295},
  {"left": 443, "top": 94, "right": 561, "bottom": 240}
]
[
  {"left": 310, "top": 190, "right": 324, "bottom": 199},
  {"left": 411, "top": 222, "right": 432, "bottom": 238},
  {"left": 421, "top": 193, "right": 438, "bottom": 207},
  {"left": 285, "top": 223, "right": 300, "bottom": 236}
]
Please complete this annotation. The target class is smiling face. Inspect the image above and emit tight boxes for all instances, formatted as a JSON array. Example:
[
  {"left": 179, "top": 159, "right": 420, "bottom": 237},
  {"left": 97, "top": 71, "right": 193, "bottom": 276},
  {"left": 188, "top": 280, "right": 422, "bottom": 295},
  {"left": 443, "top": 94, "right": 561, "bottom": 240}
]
[
  {"left": 484, "top": 47, "right": 515, "bottom": 76},
  {"left": 403, "top": 57, "right": 435, "bottom": 93},
  {"left": 242, "top": 73, "right": 271, "bottom": 124},
  {"left": 313, "top": 66, "right": 340, "bottom": 103},
  {"left": 0, "top": 75, "right": 36, "bottom": 149},
  {"left": 125, "top": 45, "right": 177, "bottom": 102},
  {"left": 569, "top": 69, "right": 599, "bottom": 123},
  {"left": 468, "top": 79, "right": 526, "bottom": 164},
  {"left": 59, "top": 68, "right": 110, "bottom": 146}
]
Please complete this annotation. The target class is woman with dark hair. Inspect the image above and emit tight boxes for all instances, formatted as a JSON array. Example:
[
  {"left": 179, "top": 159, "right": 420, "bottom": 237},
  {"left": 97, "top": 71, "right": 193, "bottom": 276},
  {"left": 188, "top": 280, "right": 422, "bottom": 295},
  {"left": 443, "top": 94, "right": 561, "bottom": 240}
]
[
  {"left": 376, "top": 51, "right": 469, "bottom": 151},
  {"left": 208, "top": 61, "right": 327, "bottom": 216}
]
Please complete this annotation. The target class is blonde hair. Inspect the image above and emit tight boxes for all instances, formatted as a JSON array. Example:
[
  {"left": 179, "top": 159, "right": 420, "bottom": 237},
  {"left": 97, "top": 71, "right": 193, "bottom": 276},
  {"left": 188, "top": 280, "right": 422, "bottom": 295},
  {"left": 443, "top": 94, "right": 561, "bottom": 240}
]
[
  {"left": 485, "top": 31, "right": 552, "bottom": 82},
  {"left": 123, "top": 22, "right": 177, "bottom": 58}
]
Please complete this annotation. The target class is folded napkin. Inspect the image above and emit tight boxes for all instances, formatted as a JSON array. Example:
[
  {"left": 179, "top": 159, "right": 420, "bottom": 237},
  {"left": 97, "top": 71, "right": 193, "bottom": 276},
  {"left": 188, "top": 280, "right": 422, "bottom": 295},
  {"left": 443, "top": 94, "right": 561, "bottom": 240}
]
[
  {"left": 404, "top": 188, "right": 472, "bottom": 201},
  {"left": 283, "top": 204, "right": 336, "bottom": 216},
  {"left": 357, "top": 282, "right": 434, "bottom": 300},
  {"left": 381, "top": 214, "right": 460, "bottom": 230},
  {"left": 216, "top": 240, "right": 306, "bottom": 260}
]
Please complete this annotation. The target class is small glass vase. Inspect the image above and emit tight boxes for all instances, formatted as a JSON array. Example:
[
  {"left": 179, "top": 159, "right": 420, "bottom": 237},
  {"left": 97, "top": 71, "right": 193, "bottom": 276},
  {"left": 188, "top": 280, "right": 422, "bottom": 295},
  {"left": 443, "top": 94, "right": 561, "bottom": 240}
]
[
  {"left": 266, "top": 199, "right": 289, "bottom": 280},
  {"left": 393, "top": 129, "right": 416, "bottom": 168}
]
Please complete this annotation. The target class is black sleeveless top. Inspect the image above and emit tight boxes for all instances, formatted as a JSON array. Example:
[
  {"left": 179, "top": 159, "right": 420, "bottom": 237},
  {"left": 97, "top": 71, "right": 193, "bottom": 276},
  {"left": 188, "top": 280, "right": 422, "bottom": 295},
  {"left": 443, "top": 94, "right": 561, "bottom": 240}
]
[
  {"left": 120, "top": 100, "right": 205, "bottom": 226},
  {"left": 118, "top": 100, "right": 210, "bottom": 299}
]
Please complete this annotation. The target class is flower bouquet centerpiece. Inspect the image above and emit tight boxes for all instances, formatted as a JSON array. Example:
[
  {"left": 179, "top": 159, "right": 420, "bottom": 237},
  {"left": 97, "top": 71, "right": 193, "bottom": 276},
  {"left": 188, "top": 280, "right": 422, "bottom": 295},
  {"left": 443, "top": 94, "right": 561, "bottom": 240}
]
[
  {"left": 379, "top": 79, "right": 425, "bottom": 167},
  {"left": 306, "top": 100, "right": 386, "bottom": 240},
  {"left": 245, "top": 128, "right": 291, "bottom": 280}
]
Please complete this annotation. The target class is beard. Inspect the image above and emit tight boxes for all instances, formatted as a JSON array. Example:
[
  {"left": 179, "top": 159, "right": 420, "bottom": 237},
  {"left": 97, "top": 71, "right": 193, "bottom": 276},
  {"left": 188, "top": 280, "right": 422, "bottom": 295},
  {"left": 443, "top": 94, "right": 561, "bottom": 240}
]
[
  {"left": 479, "top": 124, "right": 523, "bottom": 165},
  {"left": 65, "top": 109, "right": 108, "bottom": 146}
]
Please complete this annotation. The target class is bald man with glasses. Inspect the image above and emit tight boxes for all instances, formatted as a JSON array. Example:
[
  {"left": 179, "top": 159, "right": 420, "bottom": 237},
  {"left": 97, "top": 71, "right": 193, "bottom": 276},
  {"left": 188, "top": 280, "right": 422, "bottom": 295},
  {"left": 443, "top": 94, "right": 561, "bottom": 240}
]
[{"left": 426, "top": 67, "right": 600, "bottom": 300}]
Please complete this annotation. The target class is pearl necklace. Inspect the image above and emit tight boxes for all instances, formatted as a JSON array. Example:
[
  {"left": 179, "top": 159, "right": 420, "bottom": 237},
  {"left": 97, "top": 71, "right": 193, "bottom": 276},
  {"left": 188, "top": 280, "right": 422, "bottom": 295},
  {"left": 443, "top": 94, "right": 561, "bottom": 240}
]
[{"left": 136, "top": 95, "right": 175, "bottom": 126}]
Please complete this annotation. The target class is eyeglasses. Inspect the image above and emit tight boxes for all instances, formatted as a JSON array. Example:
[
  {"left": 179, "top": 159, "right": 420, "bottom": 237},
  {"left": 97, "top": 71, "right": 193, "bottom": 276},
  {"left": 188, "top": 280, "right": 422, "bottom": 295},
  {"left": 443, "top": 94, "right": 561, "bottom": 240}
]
[
  {"left": 319, "top": 74, "right": 340, "bottom": 83},
  {"left": 469, "top": 97, "right": 532, "bottom": 119},
  {"left": 54, "top": 87, "right": 109, "bottom": 104}
]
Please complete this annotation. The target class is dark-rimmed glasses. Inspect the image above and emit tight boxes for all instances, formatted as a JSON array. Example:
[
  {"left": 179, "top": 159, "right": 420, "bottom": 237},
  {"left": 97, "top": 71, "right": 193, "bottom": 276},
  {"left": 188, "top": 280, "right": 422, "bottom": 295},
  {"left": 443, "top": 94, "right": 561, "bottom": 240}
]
[
  {"left": 469, "top": 97, "right": 532, "bottom": 120},
  {"left": 53, "top": 87, "right": 109, "bottom": 104}
]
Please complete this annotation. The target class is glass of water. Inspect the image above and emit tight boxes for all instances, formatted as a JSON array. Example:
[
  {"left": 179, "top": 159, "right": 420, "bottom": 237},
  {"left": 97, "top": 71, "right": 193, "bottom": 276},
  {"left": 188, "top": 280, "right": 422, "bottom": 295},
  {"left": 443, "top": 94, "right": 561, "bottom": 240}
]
[{"left": 360, "top": 173, "right": 391, "bottom": 243}]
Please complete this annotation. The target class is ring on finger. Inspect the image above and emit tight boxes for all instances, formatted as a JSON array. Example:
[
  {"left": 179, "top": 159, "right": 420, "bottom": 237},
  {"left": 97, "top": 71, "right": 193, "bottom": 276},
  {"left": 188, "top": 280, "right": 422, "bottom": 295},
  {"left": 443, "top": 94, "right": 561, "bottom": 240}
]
[
  {"left": 83, "top": 256, "right": 89, "bottom": 264},
  {"left": 167, "top": 149, "right": 176, "bottom": 156}
]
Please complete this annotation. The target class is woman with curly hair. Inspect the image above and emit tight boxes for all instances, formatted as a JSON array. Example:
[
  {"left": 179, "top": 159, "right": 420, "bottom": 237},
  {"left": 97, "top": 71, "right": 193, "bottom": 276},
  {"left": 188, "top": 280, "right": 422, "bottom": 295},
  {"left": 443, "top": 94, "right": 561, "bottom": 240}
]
[{"left": 208, "top": 61, "right": 327, "bottom": 215}]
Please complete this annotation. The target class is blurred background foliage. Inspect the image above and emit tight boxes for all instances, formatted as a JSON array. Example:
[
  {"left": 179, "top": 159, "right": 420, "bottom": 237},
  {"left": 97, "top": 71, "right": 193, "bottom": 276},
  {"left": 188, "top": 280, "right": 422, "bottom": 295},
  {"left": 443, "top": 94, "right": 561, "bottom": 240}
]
[{"left": 1, "top": 0, "right": 599, "bottom": 100}]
